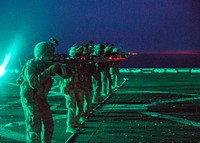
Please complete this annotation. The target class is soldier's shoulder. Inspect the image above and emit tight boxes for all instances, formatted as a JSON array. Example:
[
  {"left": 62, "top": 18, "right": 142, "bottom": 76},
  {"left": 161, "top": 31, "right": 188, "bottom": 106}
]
[{"left": 25, "top": 58, "right": 38, "bottom": 66}]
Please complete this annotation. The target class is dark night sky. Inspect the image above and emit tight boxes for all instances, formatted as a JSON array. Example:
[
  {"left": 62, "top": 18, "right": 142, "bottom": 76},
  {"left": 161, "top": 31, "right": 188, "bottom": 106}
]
[{"left": 0, "top": 0, "right": 200, "bottom": 61}]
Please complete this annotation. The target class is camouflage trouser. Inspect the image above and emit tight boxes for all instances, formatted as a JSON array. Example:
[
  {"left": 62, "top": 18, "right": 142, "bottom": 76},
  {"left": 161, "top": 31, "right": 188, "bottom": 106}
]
[
  {"left": 74, "top": 83, "right": 84, "bottom": 121},
  {"left": 82, "top": 75, "right": 92, "bottom": 117},
  {"left": 60, "top": 76, "right": 84, "bottom": 127},
  {"left": 64, "top": 90, "right": 77, "bottom": 128},
  {"left": 60, "top": 79, "right": 77, "bottom": 128},
  {"left": 110, "top": 67, "right": 120, "bottom": 88},
  {"left": 101, "top": 68, "right": 112, "bottom": 95},
  {"left": 91, "top": 71, "right": 102, "bottom": 103},
  {"left": 20, "top": 83, "right": 53, "bottom": 143}
]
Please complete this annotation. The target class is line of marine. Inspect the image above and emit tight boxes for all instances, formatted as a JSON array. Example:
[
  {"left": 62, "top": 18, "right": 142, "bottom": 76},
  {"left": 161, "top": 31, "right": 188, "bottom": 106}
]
[{"left": 16, "top": 37, "right": 127, "bottom": 143}]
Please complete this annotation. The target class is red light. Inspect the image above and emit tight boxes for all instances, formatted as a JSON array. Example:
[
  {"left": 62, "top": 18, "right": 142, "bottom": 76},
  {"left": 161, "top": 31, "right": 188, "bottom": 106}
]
[
  {"left": 127, "top": 52, "right": 138, "bottom": 56},
  {"left": 132, "top": 52, "right": 138, "bottom": 55}
]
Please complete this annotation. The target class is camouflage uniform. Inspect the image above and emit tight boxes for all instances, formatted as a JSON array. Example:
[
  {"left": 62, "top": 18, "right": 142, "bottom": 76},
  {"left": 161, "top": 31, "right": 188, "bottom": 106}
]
[
  {"left": 81, "top": 44, "right": 92, "bottom": 117},
  {"left": 90, "top": 44, "right": 104, "bottom": 104},
  {"left": 17, "top": 42, "right": 59, "bottom": 143},
  {"left": 110, "top": 48, "right": 120, "bottom": 89},
  {"left": 110, "top": 61, "right": 120, "bottom": 89},
  {"left": 101, "top": 45, "right": 112, "bottom": 96},
  {"left": 59, "top": 46, "right": 85, "bottom": 133}
]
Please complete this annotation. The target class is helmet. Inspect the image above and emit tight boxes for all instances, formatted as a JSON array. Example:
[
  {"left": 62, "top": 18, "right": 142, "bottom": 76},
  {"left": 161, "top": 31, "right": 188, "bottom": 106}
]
[
  {"left": 94, "top": 44, "right": 104, "bottom": 54},
  {"left": 112, "top": 48, "right": 120, "bottom": 53},
  {"left": 34, "top": 41, "right": 54, "bottom": 60},
  {"left": 104, "top": 45, "right": 112, "bottom": 52},
  {"left": 69, "top": 46, "right": 77, "bottom": 58},
  {"left": 94, "top": 44, "right": 104, "bottom": 50}
]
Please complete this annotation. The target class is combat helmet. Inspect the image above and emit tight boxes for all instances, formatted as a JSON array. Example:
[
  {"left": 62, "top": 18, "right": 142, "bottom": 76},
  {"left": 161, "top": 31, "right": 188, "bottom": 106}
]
[{"left": 34, "top": 41, "right": 54, "bottom": 60}]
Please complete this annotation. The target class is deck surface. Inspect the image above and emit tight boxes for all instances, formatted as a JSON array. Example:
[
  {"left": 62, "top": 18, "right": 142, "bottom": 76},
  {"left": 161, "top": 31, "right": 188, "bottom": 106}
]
[{"left": 0, "top": 72, "right": 200, "bottom": 143}]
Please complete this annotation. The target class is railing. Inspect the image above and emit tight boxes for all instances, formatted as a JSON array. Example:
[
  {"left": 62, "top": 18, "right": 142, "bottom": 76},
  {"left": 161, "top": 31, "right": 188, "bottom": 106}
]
[
  {"left": 4, "top": 68, "right": 200, "bottom": 75},
  {"left": 119, "top": 68, "right": 200, "bottom": 73}
]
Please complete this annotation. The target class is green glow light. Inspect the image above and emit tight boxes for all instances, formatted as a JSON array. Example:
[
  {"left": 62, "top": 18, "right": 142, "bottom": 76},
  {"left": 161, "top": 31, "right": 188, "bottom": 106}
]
[{"left": 0, "top": 54, "right": 11, "bottom": 77}]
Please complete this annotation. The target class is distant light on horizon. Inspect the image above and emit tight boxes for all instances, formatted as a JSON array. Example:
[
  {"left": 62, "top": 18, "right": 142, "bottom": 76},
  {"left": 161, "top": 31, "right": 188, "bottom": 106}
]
[{"left": 128, "top": 52, "right": 139, "bottom": 56}]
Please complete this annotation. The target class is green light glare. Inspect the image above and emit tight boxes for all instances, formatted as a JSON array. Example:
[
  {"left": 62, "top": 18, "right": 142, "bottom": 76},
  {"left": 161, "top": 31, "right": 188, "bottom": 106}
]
[
  {"left": 6, "top": 34, "right": 25, "bottom": 70},
  {"left": 0, "top": 54, "right": 11, "bottom": 77},
  {"left": 8, "top": 34, "right": 24, "bottom": 58}
]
